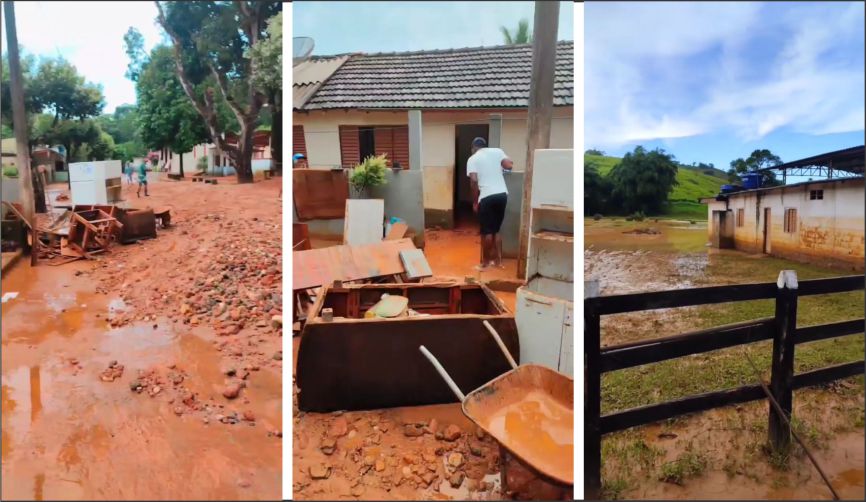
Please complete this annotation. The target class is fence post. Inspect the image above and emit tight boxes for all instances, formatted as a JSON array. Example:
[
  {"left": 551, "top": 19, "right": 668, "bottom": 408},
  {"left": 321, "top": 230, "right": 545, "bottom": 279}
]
[
  {"left": 585, "top": 280, "right": 602, "bottom": 499},
  {"left": 768, "top": 270, "right": 798, "bottom": 452}
]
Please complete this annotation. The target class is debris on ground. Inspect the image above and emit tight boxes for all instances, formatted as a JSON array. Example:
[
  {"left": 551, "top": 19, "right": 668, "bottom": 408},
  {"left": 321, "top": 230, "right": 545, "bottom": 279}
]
[{"left": 99, "top": 360, "right": 124, "bottom": 382}]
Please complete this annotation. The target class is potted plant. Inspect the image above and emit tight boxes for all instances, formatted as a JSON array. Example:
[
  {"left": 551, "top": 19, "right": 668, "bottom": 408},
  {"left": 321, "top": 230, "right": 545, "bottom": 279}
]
[{"left": 349, "top": 153, "right": 389, "bottom": 198}]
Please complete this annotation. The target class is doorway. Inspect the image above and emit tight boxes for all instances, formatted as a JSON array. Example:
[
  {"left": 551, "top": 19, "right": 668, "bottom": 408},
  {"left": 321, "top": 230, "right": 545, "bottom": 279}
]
[
  {"left": 454, "top": 124, "right": 489, "bottom": 229},
  {"left": 763, "top": 208, "right": 771, "bottom": 254}
]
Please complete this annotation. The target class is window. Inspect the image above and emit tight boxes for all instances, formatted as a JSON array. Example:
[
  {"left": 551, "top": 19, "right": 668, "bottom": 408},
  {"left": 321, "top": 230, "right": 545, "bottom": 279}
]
[
  {"left": 736, "top": 208, "right": 745, "bottom": 227},
  {"left": 784, "top": 208, "right": 797, "bottom": 233},
  {"left": 339, "top": 125, "right": 410, "bottom": 169},
  {"left": 809, "top": 189, "right": 824, "bottom": 200}
]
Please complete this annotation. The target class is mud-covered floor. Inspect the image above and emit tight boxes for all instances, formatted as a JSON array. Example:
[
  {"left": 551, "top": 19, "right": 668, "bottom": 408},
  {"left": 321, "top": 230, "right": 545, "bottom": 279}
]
[
  {"left": 1, "top": 176, "right": 282, "bottom": 500},
  {"left": 585, "top": 217, "right": 865, "bottom": 500},
  {"left": 292, "top": 224, "right": 533, "bottom": 500}
]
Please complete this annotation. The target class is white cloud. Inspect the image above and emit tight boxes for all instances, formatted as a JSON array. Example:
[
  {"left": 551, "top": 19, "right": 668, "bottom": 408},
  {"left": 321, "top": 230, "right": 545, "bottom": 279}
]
[
  {"left": 585, "top": 2, "right": 865, "bottom": 147},
  {"left": 1, "top": 1, "right": 164, "bottom": 112}
]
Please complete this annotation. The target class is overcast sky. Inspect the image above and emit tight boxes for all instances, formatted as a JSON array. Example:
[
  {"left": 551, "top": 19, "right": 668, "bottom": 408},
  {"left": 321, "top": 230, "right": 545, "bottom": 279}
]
[
  {"left": 1, "top": 1, "right": 165, "bottom": 113},
  {"left": 294, "top": 1, "right": 573, "bottom": 55},
  {"left": 585, "top": 1, "right": 865, "bottom": 169}
]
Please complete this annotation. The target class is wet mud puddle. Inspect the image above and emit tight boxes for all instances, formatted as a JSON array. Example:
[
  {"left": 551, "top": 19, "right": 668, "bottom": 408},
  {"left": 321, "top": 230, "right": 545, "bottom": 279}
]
[
  {"left": 482, "top": 390, "right": 573, "bottom": 483},
  {"left": 1, "top": 264, "right": 280, "bottom": 500}
]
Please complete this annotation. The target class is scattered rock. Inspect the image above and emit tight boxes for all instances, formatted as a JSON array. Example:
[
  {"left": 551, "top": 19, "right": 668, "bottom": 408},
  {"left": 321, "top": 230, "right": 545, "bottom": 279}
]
[
  {"left": 222, "top": 382, "right": 243, "bottom": 399},
  {"left": 320, "top": 438, "right": 336, "bottom": 455},
  {"left": 350, "top": 485, "right": 365, "bottom": 497},
  {"left": 469, "top": 443, "right": 483, "bottom": 456},
  {"left": 237, "top": 477, "right": 252, "bottom": 488},
  {"left": 242, "top": 410, "right": 256, "bottom": 422},
  {"left": 403, "top": 423, "right": 425, "bottom": 437},
  {"left": 99, "top": 361, "right": 125, "bottom": 382},
  {"left": 447, "top": 452, "right": 464, "bottom": 468},
  {"left": 375, "top": 459, "right": 386, "bottom": 472},
  {"left": 449, "top": 472, "right": 465, "bottom": 488},
  {"left": 442, "top": 424, "right": 461, "bottom": 442},
  {"left": 309, "top": 464, "right": 331, "bottom": 480},
  {"left": 328, "top": 417, "right": 349, "bottom": 437}
]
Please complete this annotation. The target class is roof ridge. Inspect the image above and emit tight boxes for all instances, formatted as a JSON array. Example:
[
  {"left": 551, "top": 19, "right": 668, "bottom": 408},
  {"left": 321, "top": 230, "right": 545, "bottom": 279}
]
[{"left": 313, "top": 40, "right": 573, "bottom": 59}]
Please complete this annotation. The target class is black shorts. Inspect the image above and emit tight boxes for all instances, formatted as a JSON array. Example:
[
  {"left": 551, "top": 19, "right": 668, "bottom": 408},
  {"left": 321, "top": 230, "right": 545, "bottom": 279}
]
[{"left": 479, "top": 192, "right": 507, "bottom": 235}]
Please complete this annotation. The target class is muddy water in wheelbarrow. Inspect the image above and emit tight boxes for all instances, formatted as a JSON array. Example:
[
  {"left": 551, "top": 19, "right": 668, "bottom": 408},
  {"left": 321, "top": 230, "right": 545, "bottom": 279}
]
[{"left": 463, "top": 365, "right": 574, "bottom": 486}]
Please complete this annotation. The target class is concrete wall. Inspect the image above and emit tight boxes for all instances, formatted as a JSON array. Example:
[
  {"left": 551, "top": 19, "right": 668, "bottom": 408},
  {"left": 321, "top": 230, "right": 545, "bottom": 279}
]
[
  {"left": 294, "top": 107, "right": 574, "bottom": 228},
  {"left": 707, "top": 178, "right": 865, "bottom": 271}
]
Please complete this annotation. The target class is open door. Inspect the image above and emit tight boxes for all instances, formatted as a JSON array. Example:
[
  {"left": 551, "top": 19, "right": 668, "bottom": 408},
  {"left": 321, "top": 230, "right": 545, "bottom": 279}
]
[
  {"left": 763, "top": 208, "right": 771, "bottom": 254},
  {"left": 454, "top": 124, "right": 489, "bottom": 230}
]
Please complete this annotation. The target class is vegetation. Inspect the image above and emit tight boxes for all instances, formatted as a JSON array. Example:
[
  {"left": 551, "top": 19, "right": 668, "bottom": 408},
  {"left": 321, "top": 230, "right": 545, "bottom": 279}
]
[
  {"left": 500, "top": 18, "right": 532, "bottom": 44},
  {"left": 350, "top": 154, "right": 389, "bottom": 195},
  {"left": 585, "top": 148, "right": 605, "bottom": 156},
  {"left": 728, "top": 149, "right": 783, "bottom": 186},
  {"left": 609, "top": 146, "right": 679, "bottom": 214},
  {"left": 153, "top": 1, "right": 282, "bottom": 183},
  {"left": 2, "top": 166, "right": 18, "bottom": 177},
  {"left": 247, "top": 11, "right": 282, "bottom": 174}
]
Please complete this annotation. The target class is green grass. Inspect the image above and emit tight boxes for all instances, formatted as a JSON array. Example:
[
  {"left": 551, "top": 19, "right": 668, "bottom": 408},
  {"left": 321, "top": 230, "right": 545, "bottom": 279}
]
[
  {"left": 585, "top": 154, "right": 729, "bottom": 220},
  {"left": 659, "top": 445, "right": 709, "bottom": 485}
]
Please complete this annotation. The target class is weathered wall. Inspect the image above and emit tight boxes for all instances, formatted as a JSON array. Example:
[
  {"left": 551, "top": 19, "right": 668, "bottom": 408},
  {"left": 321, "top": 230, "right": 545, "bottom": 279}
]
[
  {"left": 710, "top": 178, "right": 865, "bottom": 271},
  {"left": 501, "top": 171, "right": 525, "bottom": 258},
  {"left": 293, "top": 107, "right": 574, "bottom": 228}
]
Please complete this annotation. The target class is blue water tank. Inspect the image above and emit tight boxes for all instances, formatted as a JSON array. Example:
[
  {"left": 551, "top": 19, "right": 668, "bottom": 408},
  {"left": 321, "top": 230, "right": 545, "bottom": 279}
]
[
  {"left": 741, "top": 173, "right": 762, "bottom": 189},
  {"left": 721, "top": 184, "right": 735, "bottom": 193}
]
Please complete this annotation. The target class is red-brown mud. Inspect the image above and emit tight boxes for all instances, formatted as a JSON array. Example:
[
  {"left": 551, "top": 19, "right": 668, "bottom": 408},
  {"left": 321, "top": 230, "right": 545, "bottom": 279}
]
[{"left": 1, "top": 177, "right": 282, "bottom": 500}]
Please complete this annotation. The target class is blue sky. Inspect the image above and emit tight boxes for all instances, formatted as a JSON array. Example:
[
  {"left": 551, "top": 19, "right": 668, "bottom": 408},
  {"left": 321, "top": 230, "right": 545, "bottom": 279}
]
[
  {"left": 294, "top": 1, "right": 573, "bottom": 55},
  {"left": 1, "top": 1, "right": 165, "bottom": 113},
  {"left": 585, "top": 1, "right": 865, "bottom": 172}
]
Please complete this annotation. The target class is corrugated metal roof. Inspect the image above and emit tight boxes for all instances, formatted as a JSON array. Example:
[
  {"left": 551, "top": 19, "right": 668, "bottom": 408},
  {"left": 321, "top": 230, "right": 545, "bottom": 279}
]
[
  {"left": 299, "top": 41, "right": 574, "bottom": 110},
  {"left": 292, "top": 55, "right": 351, "bottom": 109}
]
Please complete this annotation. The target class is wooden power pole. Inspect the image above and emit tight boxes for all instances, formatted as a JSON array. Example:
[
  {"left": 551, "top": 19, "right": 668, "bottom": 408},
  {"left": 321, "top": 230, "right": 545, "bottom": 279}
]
[
  {"left": 4, "top": 1, "right": 38, "bottom": 265},
  {"left": 517, "top": 0, "right": 559, "bottom": 278}
]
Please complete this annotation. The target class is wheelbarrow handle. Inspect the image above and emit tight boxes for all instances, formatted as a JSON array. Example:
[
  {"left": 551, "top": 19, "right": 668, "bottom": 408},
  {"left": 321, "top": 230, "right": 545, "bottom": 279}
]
[
  {"left": 419, "top": 345, "right": 466, "bottom": 402},
  {"left": 482, "top": 320, "right": 518, "bottom": 370}
]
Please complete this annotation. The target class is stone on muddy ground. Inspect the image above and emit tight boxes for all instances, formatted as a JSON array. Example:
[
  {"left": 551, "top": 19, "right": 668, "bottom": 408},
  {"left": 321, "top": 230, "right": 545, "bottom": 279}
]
[
  {"left": 449, "top": 472, "right": 465, "bottom": 488},
  {"left": 271, "top": 315, "right": 282, "bottom": 329},
  {"left": 242, "top": 410, "right": 256, "bottom": 422},
  {"left": 403, "top": 423, "right": 425, "bottom": 437},
  {"left": 350, "top": 485, "right": 365, "bottom": 497},
  {"left": 222, "top": 381, "right": 243, "bottom": 399},
  {"left": 375, "top": 458, "right": 386, "bottom": 472},
  {"left": 272, "top": 351, "right": 282, "bottom": 361},
  {"left": 442, "top": 424, "right": 462, "bottom": 441},
  {"left": 421, "top": 472, "right": 436, "bottom": 487},
  {"left": 99, "top": 361, "right": 125, "bottom": 382},
  {"left": 469, "top": 442, "right": 484, "bottom": 456},
  {"left": 320, "top": 437, "right": 337, "bottom": 455},
  {"left": 237, "top": 477, "right": 252, "bottom": 488},
  {"left": 129, "top": 379, "right": 144, "bottom": 392},
  {"left": 447, "top": 452, "right": 464, "bottom": 468},
  {"left": 328, "top": 417, "right": 349, "bottom": 437},
  {"left": 310, "top": 464, "right": 331, "bottom": 480}
]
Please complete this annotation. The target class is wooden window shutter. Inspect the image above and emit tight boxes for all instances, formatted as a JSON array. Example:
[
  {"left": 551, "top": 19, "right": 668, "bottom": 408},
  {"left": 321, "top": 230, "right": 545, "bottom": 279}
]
[
  {"left": 374, "top": 127, "right": 394, "bottom": 164},
  {"left": 339, "top": 125, "right": 360, "bottom": 168},
  {"left": 293, "top": 125, "right": 307, "bottom": 158},
  {"left": 393, "top": 126, "right": 410, "bottom": 169}
]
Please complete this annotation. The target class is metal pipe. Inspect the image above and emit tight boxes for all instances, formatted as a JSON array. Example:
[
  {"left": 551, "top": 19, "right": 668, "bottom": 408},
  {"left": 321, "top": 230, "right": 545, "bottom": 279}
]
[
  {"left": 483, "top": 320, "right": 518, "bottom": 369},
  {"left": 419, "top": 345, "right": 465, "bottom": 402}
]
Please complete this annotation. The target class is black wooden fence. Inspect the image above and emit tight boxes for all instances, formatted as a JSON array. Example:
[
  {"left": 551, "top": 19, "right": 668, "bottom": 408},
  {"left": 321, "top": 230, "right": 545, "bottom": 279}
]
[{"left": 584, "top": 271, "right": 865, "bottom": 499}]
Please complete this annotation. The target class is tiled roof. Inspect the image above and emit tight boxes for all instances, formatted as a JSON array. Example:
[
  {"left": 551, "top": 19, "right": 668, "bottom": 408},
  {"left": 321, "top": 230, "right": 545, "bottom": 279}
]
[
  {"left": 292, "top": 55, "right": 351, "bottom": 109},
  {"left": 299, "top": 41, "right": 573, "bottom": 110}
]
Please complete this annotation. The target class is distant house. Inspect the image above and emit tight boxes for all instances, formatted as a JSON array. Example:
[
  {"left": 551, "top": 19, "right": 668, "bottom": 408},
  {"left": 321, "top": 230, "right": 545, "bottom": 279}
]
[
  {"left": 1, "top": 138, "right": 67, "bottom": 181},
  {"left": 292, "top": 41, "right": 574, "bottom": 228},
  {"left": 704, "top": 146, "right": 864, "bottom": 271},
  {"left": 159, "top": 129, "right": 272, "bottom": 175}
]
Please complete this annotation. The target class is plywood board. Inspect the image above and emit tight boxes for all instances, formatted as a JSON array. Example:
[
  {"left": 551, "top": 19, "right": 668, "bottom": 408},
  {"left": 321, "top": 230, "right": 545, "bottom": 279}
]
[
  {"left": 399, "top": 248, "right": 433, "bottom": 279},
  {"left": 293, "top": 169, "right": 350, "bottom": 220},
  {"left": 343, "top": 199, "right": 384, "bottom": 246},
  {"left": 293, "top": 238, "right": 416, "bottom": 291},
  {"left": 385, "top": 222, "right": 408, "bottom": 240}
]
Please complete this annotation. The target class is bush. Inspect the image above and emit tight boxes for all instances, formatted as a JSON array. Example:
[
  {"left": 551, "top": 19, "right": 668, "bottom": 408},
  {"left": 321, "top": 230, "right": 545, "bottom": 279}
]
[
  {"left": 349, "top": 154, "right": 389, "bottom": 194},
  {"left": 196, "top": 156, "right": 208, "bottom": 172},
  {"left": 2, "top": 166, "right": 18, "bottom": 177},
  {"left": 628, "top": 211, "right": 646, "bottom": 222}
]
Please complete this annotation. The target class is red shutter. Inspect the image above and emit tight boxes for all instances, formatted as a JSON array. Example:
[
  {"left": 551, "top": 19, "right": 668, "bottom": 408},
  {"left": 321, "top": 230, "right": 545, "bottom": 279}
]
[
  {"left": 393, "top": 126, "right": 410, "bottom": 169},
  {"left": 339, "top": 125, "right": 360, "bottom": 168},
  {"left": 374, "top": 127, "right": 394, "bottom": 164},
  {"left": 293, "top": 125, "right": 307, "bottom": 158}
]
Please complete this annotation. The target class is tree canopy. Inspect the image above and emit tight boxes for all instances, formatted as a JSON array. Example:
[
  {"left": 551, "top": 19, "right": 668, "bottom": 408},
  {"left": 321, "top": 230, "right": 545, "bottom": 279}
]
[
  {"left": 609, "top": 146, "right": 679, "bottom": 214},
  {"left": 728, "top": 149, "right": 782, "bottom": 186},
  {"left": 501, "top": 19, "right": 532, "bottom": 44}
]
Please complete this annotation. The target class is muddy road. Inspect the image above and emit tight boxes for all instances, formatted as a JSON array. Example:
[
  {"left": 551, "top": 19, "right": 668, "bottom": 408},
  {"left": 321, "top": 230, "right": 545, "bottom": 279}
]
[
  {"left": 585, "top": 218, "right": 865, "bottom": 500},
  {"left": 1, "top": 177, "right": 282, "bottom": 500}
]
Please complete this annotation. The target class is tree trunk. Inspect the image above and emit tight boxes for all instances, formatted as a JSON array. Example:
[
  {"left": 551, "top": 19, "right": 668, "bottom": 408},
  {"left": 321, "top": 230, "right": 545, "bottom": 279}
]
[
  {"left": 32, "top": 164, "right": 46, "bottom": 213},
  {"left": 179, "top": 153, "right": 184, "bottom": 177},
  {"left": 234, "top": 124, "right": 255, "bottom": 184},
  {"left": 4, "top": 1, "right": 38, "bottom": 265},
  {"left": 270, "top": 91, "right": 282, "bottom": 176}
]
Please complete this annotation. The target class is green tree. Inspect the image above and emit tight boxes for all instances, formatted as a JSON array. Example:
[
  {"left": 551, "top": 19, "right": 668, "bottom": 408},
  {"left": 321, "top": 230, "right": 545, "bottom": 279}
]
[
  {"left": 609, "top": 146, "right": 679, "bottom": 214},
  {"left": 584, "top": 159, "right": 613, "bottom": 216},
  {"left": 154, "top": 1, "right": 282, "bottom": 183},
  {"left": 727, "top": 149, "right": 782, "bottom": 186},
  {"left": 500, "top": 18, "right": 532, "bottom": 44},
  {"left": 247, "top": 11, "right": 282, "bottom": 174},
  {"left": 585, "top": 148, "right": 605, "bottom": 156}
]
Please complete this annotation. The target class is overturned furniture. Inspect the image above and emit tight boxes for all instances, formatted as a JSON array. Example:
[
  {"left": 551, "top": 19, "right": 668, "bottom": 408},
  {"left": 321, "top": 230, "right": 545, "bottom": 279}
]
[
  {"left": 64, "top": 208, "right": 123, "bottom": 257},
  {"left": 296, "top": 282, "right": 519, "bottom": 412}
]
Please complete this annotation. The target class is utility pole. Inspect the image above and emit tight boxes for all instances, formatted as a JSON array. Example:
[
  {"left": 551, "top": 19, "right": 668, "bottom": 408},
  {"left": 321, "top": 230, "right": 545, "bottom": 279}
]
[
  {"left": 4, "top": 1, "right": 38, "bottom": 265},
  {"left": 517, "top": 0, "right": 559, "bottom": 278}
]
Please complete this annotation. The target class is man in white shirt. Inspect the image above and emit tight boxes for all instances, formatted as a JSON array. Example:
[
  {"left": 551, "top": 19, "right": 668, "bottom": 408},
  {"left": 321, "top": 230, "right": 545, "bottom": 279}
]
[{"left": 467, "top": 137, "right": 513, "bottom": 269}]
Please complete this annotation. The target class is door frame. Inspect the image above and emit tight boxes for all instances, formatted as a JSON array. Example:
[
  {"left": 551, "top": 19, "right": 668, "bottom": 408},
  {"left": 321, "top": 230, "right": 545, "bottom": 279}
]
[{"left": 763, "top": 207, "right": 771, "bottom": 254}]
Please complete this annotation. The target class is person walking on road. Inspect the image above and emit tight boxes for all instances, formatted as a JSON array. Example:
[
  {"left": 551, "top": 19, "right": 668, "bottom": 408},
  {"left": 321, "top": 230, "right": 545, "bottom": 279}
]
[
  {"left": 136, "top": 159, "right": 149, "bottom": 197},
  {"left": 467, "top": 137, "right": 512, "bottom": 270}
]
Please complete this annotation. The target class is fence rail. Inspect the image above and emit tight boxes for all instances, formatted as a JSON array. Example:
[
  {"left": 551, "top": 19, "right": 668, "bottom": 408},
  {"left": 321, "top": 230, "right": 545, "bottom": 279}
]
[{"left": 584, "top": 271, "right": 865, "bottom": 499}]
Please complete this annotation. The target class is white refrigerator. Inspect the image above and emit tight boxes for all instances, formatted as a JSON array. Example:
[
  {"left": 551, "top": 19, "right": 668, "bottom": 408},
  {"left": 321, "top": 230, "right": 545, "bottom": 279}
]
[{"left": 69, "top": 161, "right": 123, "bottom": 205}]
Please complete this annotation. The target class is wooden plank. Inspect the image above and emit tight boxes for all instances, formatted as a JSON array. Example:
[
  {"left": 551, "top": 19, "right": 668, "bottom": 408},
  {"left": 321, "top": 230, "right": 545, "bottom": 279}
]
[
  {"left": 600, "top": 318, "right": 775, "bottom": 373},
  {"left": 793, "top": 361, "right": 864, "bottom": 389},
  {"left": 293, "top": 169, "right": 350, "bottom": 220},
  {"left": 589, "top": 281, "right": 778, "bottom": 315},
  {"left": 798, "top": 275, "right": 865, "bottom": 296},
  {"left": 584, "top": 281, "right": 602, "bottom": 498},
  {"left": 293, "top": 223, "right": 312, "bottom": 251},
  {"left": 343, "top": 199, "right": 384, "bottom": 246},
  {"left": 601, "top": 384, "right": 767, "bottom": 434},
  {"left": 768, "top": 271, "right": 797, "bottom": 451},
  {"left": 292, "top": 238, "right": 416, "bottom": 291},
  {"left": 385, "top": 222, "right": 408, "bottom": 240},
  {"left": 795, "top": 319, "right": 864, "bottom": 345},
  {"left": 399, "top": 248, "right": 433, "bottom": 280}
]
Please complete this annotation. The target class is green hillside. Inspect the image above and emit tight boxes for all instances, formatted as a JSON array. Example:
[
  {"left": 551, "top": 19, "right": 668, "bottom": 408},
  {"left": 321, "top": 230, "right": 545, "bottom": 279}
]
[{"left": 585, "top": 154, "right": 729, "bottom": 220}]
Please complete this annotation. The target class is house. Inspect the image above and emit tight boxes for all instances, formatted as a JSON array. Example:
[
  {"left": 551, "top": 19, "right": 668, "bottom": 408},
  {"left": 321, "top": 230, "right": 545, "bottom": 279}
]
[
  {"left": 159, "top": 129, "right": 273, "bottom": 175},
  {"left": 293, "top": 41, "right": 574, "bottom": 229},
  {"left": 704, "top": 146, "right": 864, "bottom": 271},
  {"left": 2, "top": 137, "right": 67, "bottom": 181}
]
